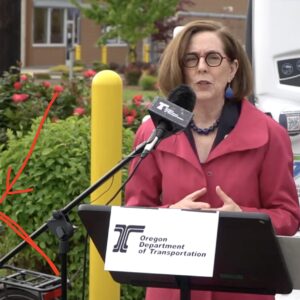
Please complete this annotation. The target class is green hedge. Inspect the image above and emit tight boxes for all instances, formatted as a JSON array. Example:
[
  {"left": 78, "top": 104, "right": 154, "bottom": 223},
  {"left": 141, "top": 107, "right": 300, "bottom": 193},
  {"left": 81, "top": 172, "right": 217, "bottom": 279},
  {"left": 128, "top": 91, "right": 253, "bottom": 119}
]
[
  {"left": 0, "top": 116, "right": 91, "bottom": 299},
  {"left": 138, "top": 75, "right": 157, "bottom": 91},
  {"left": 0, "top": 116, "right": 145, "bottom": 299}
]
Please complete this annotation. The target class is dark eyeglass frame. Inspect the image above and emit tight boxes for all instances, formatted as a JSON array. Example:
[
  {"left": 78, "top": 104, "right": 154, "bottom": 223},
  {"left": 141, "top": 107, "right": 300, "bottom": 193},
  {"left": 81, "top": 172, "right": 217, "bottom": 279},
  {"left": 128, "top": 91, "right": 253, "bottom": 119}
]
[{"left": 182, "top": 51, "right": 228, "bottom": 68}]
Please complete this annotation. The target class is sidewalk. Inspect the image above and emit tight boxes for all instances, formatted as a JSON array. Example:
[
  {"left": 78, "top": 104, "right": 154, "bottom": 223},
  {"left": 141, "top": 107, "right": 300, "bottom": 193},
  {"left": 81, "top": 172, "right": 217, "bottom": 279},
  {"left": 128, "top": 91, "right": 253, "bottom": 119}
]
[
  {"left": 21, "top": 67, "right": 64, "bottom": 82},
  {"left": 21, "top": 67, "right": 50, "bottom": 76}
]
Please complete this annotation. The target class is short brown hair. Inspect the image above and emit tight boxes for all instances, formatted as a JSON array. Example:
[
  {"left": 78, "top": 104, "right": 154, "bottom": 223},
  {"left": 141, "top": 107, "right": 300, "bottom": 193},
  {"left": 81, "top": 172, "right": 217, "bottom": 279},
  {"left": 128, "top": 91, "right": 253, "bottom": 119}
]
[{"left": 157, "top": 20, "right": 253, "bottom": 101}]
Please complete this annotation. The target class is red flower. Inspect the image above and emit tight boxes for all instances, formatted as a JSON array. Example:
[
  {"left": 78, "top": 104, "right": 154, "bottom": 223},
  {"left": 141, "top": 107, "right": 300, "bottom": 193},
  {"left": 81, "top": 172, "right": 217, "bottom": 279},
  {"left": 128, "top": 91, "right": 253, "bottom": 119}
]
[
  {"left": 133, "top": 94, "right": 143, "bottom": 106},
  {"left": 11, "top": 93, "right": 29, "bottom": 103},
  {"left": 53, "top": 85, "right": 64, "bottom": 93},
  {"left": 13, "top": 81, "right": 22, "bottom": 90},
  {"left": 129, "top": 109, "right": 137, "bottom": 118},
  {"left": 126, "top": 115, "right": 135, "bottom": 125},
  {"left": 20, "top": 74, "right": 28, "bottom": 81},
  {"left": 42, "top": 81, "right": 51, "bottom": 88},
  {"left": 123, "top": 106, "right": 130, "bottom": 116},
  {"left": 83, "top": 69, "right": 96, "bottom": 78},
  {"left": 133, "top": 95, "right": 143, "bottom": 101},
  {"left": 73, "top": 107, "right": 85, "bottom": 116}
]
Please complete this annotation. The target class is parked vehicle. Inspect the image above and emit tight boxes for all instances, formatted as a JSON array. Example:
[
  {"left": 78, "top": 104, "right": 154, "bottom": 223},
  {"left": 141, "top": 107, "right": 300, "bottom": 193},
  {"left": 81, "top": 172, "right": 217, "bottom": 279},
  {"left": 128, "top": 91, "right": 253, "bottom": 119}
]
[
  {"left": 246, "top": 1, "right": 300, "bottom": 299},
  {"left": 247, "top": 0, "right": 300, "bottom": 202}
]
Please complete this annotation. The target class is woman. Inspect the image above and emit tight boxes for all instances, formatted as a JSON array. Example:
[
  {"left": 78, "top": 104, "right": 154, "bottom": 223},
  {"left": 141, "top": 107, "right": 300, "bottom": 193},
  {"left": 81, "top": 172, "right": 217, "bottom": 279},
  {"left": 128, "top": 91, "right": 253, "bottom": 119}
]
[{"left": 125, "top": 20, "right": 300, "bottom": 300}]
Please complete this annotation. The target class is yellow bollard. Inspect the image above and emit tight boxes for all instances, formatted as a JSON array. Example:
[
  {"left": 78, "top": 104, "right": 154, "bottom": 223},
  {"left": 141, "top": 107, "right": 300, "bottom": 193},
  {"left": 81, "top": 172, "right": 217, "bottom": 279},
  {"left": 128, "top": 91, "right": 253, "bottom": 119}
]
[
  {"left": 75, "top": 44, "right": 81, "bottom": 61},
  {"left": 90, "top": 70, "right": 122, "bottom": 300},
  {"left": 101, "top": 45, "right": 108, "bottom": 65},
  {"left": 143, "top": 43, "right": 150, "bottom": 63}
]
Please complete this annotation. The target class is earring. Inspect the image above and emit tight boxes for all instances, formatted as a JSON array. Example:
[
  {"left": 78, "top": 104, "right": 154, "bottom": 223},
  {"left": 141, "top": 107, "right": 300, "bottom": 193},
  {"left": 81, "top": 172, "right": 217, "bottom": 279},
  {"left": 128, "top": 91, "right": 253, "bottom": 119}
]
[{"left": 225, "top": 83, "right": 234, "bottom": 99}]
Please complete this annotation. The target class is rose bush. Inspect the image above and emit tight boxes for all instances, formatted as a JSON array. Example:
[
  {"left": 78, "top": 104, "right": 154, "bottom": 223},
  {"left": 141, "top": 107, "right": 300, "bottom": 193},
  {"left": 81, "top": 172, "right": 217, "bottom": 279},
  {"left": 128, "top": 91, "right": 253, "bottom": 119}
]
[
  {"left": 0, "top": 65, "right": 154, "bottom": 300},
  {"left": 0, "top": 66, "right": 92, "bottom": 148},
  {"left": 123, "top": 94, "right": 153, "bottom": 132}
]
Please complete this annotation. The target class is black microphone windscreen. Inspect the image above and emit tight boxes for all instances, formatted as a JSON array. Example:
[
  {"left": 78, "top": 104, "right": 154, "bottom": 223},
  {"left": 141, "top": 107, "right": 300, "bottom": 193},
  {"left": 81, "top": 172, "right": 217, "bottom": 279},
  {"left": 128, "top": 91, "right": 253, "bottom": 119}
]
[
  {"left": 147, "top": 85, "right": 195, "bottom": 134},
  {"left": 167, "top": 84, "right": 196, "bottom": 112},
  {"left": 143, "top": 85, "right": 195, "bottom": 155}
]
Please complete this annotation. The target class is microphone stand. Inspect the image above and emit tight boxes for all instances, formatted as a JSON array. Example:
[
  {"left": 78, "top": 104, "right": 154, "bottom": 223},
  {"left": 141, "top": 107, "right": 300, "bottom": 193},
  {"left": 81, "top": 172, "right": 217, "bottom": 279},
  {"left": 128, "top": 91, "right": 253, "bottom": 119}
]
[{"left": 0, "top": 141, "right": 147, "bottom": 300}]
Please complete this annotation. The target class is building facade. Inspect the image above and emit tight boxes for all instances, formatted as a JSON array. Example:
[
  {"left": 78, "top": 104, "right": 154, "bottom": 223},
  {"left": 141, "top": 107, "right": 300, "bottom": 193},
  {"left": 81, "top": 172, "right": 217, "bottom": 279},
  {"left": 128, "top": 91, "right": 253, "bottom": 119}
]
[{"left": 22, "top": 0, "right": 249, "bottom": 68}]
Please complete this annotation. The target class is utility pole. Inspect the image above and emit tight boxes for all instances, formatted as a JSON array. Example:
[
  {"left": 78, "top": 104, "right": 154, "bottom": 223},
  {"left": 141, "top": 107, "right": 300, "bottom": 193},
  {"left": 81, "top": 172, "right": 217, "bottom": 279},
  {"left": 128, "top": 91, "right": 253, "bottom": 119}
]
[{"left": 0, "top": 0, "right": 21, "bottom": 75}]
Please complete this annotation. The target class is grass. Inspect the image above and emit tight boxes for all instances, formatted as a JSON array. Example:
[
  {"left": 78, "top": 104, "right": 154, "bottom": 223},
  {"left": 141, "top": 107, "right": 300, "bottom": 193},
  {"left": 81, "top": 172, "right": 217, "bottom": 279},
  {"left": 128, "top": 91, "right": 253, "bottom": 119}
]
[{"left": 123, "top": 87, "right": 160, "bottom": 102}]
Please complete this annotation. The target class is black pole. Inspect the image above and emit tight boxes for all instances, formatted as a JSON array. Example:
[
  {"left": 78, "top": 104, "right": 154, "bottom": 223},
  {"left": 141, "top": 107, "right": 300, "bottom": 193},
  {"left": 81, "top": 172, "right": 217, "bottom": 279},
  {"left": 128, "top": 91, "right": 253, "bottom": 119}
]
[
  {"left": 47, "top": 211, "right": 74, "bottom": 300},
  {"left": 177, "top": 276, "right": 191, "bottom": 300},
  {"left": 60, "top": 241, "right": 69, "bottom": 300},
  {"left": 0, "top": 141, "right": 147, "bottom": 267}
]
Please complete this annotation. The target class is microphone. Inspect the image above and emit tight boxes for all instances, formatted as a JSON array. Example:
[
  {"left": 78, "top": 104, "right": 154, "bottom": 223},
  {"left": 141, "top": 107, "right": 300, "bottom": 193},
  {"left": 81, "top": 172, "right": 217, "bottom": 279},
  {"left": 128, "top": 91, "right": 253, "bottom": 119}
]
[
  {"left": 279, "top": 112, "right": 300, "bottom": 136},
  {"left": 141, "top": 84, "right": 196, "bottom": 158}
]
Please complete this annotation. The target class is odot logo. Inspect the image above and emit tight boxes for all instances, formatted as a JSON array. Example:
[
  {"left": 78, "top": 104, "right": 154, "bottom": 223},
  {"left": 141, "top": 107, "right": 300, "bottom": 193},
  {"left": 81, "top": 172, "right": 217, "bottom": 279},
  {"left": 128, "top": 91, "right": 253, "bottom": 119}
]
[
  {"left": 156, "top": 101, "right": 170, "bottom": 111},
  {"left": 113, "top": 224, "right": 145, "bottom": 253}
]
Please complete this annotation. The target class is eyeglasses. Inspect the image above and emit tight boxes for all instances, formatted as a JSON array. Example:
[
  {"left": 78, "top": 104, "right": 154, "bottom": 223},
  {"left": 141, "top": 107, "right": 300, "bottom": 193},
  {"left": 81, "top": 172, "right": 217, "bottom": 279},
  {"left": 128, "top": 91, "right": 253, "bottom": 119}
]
[{"left": 182, "top": 52, "right": 228, "bottom": 68}]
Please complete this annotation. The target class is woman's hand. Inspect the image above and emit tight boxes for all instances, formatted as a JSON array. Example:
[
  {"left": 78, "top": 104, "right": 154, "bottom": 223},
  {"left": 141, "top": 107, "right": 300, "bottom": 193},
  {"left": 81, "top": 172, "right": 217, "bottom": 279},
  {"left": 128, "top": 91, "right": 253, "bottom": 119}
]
[
  {"left": 215, "top": 185, "right": 242, "bottom": 212},
  {"left": 169, "top": 188, "right": 211, "bottom": 210}
]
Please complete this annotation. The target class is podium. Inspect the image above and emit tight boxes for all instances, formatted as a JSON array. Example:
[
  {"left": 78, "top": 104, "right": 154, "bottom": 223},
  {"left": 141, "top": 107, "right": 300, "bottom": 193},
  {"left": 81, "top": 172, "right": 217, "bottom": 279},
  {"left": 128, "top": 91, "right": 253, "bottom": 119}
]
[{"left": 78, "top": 204, "right": 293, "bottom": 300}]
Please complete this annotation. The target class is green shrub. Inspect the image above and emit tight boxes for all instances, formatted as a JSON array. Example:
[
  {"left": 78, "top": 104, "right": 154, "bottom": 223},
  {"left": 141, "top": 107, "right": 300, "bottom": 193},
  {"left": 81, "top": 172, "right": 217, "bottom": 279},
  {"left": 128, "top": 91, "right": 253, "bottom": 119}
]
[
  {"left": 91, "top": 61, "right": 110, "bottom": 72},
  {"left": 0, "top": 116, "right": 143, "bottom": 299},
  {"left": 49, "top": 65, "right": 84, "bottom": 74},
  {"left": 34, "top": 73, "right": 51, "bottom": 80},
  {"left": 49, "top": 64, "right": 69, "bottom": 74},
  {"left": 74, "top": 60, "right": 85, "bottom": 67},
  {"left": 0, "top": 116, "right": 91, "bottom": 299},
  {"left": 121, "top": 284, "right": 145, "bottom": 300},
  {"left": 124, "top": 63, "right": 142, "bottom": 86},
  {"left": 139, "top": 75, "right": 157, "bottom": 91},
  {"left": 123, "top": 127, "right": 135, "bottom": 156}
]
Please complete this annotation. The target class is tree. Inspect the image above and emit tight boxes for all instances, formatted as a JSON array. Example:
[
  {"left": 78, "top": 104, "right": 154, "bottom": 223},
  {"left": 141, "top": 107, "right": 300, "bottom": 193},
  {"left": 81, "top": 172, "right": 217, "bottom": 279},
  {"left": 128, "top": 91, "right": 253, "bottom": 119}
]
[
  {"left": 152, "top": 0, "right": 195, "bottom": 44},
  {"left": 150, "top": 0, "right": 194, "bottom": 62},
  {"left": 71, "top": 0, "right": 182, "bottom": 62}
]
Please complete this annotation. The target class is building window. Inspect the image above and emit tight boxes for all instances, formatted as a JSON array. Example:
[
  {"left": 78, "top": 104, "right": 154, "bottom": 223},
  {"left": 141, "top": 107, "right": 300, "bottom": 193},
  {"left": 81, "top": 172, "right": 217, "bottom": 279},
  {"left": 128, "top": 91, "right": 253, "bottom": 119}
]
[
  {"left": 33, "top": 7, "right": 47, "bottom": 43},
  {"left": 104, "top": 26, "right": 127, "bottom": 46},
  {"left": 67, "top": 8, "right": 80, "bottom": 45},
  {"left": 33, "top": 7, "right": 65, "bottom": 45},
  {"left": 50, "top": 8, "right": 64, "bottom": 43},
  {"left": 106, "top": 36, "right": 127, "bottom": 46}
]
